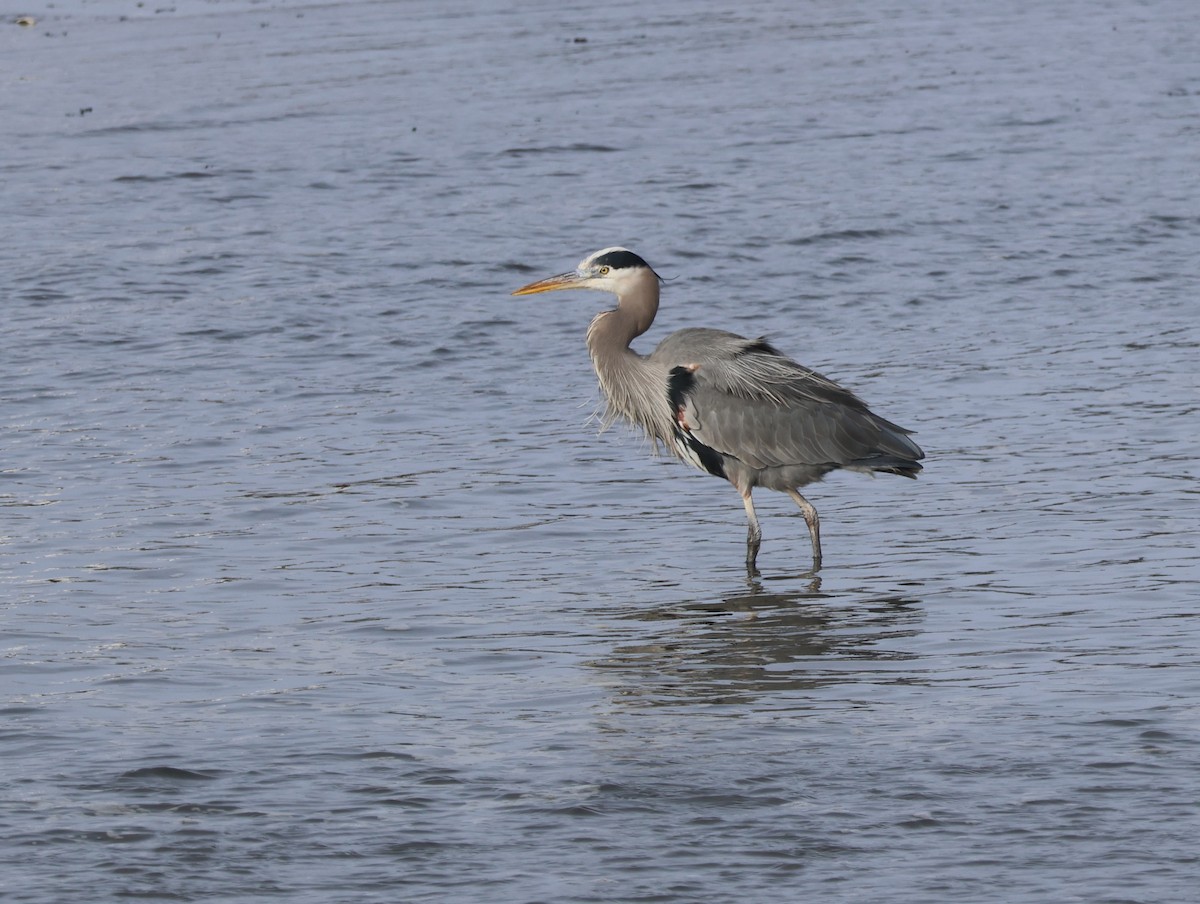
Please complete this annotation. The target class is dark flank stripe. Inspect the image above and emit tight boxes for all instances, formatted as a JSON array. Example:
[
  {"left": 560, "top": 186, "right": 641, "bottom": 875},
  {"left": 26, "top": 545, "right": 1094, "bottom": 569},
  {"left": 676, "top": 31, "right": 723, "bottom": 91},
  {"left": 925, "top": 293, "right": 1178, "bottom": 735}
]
[{"left": 683, "top": 433, "right": 726, "bottom": 478}]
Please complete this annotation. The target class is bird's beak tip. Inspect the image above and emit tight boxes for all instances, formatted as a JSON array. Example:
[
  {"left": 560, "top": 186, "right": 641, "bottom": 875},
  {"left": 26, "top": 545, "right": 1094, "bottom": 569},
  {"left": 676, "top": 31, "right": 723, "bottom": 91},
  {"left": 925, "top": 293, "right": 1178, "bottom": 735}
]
[
  {"left": 511, "top": 272, "right": 580, "bottom": 296},
  {"left": 511, "top": 283, "right": 549, "bottom": 297}
]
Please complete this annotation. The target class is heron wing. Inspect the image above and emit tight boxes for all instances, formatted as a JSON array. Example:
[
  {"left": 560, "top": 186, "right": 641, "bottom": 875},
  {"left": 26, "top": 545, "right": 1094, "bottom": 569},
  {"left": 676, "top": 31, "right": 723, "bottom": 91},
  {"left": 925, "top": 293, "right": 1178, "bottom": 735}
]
[{"left": 656, "top": 330, "right": 922, "bottom": 471}]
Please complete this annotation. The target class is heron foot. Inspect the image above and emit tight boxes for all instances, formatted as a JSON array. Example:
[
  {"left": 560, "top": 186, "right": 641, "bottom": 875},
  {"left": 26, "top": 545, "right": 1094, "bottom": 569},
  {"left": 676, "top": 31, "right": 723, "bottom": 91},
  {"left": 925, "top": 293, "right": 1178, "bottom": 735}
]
[
  {"left": 746, "top": 524, "right": 762, "bottom": 571},
  {"left": 786, "top": 489, "right": 822, "bottom": 569},
  {"left": 741, "top": 489, "right": 763, "bottom": 573}
]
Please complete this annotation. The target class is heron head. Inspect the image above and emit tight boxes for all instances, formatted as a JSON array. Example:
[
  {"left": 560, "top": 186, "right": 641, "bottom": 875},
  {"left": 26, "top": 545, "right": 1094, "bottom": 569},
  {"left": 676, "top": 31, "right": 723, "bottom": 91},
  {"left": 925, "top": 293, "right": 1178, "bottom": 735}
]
[{"left": 512, "top": 247, "right": 660, "bottom": 297}]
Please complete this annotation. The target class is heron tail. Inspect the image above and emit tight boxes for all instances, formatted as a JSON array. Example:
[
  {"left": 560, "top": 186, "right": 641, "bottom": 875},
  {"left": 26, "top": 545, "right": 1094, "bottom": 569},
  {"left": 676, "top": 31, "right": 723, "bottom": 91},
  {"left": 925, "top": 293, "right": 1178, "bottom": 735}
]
[
  {"left": 858, "top": 456, "right": 924, "bottom": 479},
  {"left": 853, "top": 416, "right": 925, "bottom": 478}
]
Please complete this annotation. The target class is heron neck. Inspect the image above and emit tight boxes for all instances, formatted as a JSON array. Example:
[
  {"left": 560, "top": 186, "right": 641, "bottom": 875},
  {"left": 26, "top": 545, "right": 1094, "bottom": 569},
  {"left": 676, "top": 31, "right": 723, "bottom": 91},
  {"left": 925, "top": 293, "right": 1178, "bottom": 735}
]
[
  {"left": 593, "top": 279, "right": 660, "bottom": 348},
  {"left": 585, "top": 281, "right": 671, "bottom": 445},
  {"left": 585, "top": 300, "right": 655, "bottom": 370}
]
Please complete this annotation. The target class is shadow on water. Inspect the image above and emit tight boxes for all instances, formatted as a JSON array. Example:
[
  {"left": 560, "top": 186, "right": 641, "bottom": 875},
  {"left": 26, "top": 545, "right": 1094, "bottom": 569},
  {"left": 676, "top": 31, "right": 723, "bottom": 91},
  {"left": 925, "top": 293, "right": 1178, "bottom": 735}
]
[{"left": 591, "top": 576, "right": 925, "bottom": 708}]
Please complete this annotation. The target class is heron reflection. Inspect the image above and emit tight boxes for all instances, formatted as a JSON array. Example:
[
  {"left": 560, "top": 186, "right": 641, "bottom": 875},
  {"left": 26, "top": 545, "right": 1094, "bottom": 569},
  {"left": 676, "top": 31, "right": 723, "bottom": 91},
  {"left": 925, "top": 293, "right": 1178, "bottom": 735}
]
[{"left": 591, "top": 585, "right": 924, "bottom": 707}]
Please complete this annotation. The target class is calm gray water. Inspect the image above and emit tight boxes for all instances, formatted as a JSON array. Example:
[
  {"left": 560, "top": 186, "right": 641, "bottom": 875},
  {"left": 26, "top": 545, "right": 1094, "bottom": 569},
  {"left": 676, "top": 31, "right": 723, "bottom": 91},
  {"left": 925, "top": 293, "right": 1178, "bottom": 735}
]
[{"left": 4, "top": 1, "right": 1200, "bottom": 901}]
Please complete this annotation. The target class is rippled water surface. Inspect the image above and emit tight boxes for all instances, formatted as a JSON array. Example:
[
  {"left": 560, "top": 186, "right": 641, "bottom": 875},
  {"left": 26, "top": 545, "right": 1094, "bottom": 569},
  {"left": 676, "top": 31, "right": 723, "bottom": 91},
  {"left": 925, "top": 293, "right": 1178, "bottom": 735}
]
[{"left": 4, "top": 1, "right": 1200, "bottom": 901}]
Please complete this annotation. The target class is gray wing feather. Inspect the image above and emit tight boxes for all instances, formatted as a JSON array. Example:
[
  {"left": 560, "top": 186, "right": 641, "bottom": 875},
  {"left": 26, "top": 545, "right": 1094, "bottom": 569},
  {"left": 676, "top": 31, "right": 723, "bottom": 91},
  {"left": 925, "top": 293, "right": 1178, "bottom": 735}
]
[
  {"left": 688, "top": 389, "right": 916, "bottom": 470},
  {"left": 653, "top": 328, "right": 923, "bottom": 471}
]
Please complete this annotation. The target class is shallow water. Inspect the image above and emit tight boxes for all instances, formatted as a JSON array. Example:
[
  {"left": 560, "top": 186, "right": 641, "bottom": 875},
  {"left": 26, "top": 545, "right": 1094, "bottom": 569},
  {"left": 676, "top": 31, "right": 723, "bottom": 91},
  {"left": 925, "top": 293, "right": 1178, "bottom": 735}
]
[{"left": 4, "top": 1, "right": 1200, "bottom": 901}]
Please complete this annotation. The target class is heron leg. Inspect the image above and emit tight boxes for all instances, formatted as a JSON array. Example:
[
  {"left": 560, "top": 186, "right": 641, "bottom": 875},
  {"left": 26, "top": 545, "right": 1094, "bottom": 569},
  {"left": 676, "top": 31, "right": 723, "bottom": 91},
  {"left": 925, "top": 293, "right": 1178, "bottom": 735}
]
[
  {"left": 741, "top": 489, "right": 762, "bottom": 571},
  {"left": 785, "top": 489, "right": 822, "bottom": 569}
]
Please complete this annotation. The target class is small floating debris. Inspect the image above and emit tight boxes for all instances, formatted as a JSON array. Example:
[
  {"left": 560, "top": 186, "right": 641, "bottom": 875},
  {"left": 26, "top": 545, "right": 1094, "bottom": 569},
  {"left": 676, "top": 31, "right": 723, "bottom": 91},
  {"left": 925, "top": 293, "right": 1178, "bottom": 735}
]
[{"left": 15, "top": 15, "right": 37, "bottom": 26}]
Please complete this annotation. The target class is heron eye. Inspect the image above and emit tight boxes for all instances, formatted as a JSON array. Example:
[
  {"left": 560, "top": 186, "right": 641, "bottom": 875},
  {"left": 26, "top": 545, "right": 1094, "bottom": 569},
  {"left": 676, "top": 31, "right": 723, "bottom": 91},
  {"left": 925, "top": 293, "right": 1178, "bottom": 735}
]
[{"left": 598, "top": 266, "right": 610, "bottom": 275}]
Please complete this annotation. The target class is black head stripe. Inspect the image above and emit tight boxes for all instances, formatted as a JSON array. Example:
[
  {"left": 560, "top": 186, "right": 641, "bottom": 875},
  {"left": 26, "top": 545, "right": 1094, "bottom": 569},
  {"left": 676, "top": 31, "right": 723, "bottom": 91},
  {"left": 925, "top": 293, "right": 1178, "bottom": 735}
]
[{"left": 592, "top": 249, "right": 650, "bottom": 271}]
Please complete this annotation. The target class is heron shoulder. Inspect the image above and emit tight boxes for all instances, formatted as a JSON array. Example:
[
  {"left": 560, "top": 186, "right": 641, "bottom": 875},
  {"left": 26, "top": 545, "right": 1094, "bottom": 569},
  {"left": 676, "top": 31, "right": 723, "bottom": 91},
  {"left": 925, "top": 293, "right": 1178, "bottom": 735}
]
[
  {"left": 652, "top": 328, "right": 866, "bottom": 410},
  {"left": 650, "top": 328, "right": 757, "bottom": 364}
]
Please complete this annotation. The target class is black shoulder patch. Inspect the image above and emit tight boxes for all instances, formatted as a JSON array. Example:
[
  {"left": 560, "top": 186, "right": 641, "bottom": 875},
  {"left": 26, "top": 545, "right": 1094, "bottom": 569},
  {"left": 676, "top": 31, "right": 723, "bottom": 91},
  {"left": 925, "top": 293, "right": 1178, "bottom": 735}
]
[
  {"left": 592, "top": 249, "right": 650, "bottom": 271},
  {"left": 667, "top": 365, "right": 726, "bottom": 479},
  {"left": 667, "top": 364, "right": 696, "bottom": 413}
]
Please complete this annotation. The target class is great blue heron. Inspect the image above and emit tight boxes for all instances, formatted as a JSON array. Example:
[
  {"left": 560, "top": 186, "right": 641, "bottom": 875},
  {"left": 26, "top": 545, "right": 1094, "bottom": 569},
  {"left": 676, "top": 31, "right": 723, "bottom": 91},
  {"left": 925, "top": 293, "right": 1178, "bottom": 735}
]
[{"left": 512, "top": 247, "right": 924, "bottom": 570}]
